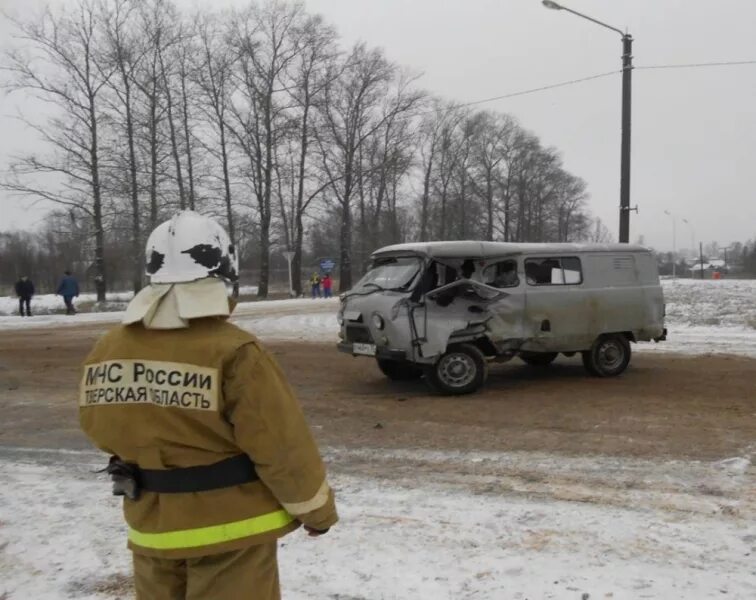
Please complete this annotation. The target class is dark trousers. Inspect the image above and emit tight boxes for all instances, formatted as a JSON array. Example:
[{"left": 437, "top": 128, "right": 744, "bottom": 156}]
[
  {"left": 133, "top": 543, "right": 280, "bottom": 600},
  {"left": 18, "top": 297, "right": 31, "bottom": 316},
  {"left": 63, "top": 296, "right": 76, "bottom": 315}
]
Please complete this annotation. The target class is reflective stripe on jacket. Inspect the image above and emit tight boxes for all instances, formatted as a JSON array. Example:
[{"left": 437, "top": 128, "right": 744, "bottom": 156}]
[{"left": 79, "top": 318, "right": 337, "bottom": 558}]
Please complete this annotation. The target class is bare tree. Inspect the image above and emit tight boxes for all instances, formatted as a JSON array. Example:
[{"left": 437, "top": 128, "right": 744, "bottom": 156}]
[
  {"left": 194, "top": 11, "right": 237, "bottom": 284},
  {"left": 102, "top": 0, "right": 147, "bottom": 293},
  {"left": 283, "top": 13, "right": 338, "bottom": 296},
  {"left": 227, "top": 1, "right": 302, "bottom": 298},
  {"left": 2, "top": 1, "right": 114, "bottom": 300},
  {"left": 468, "top": 111, "right": 516, "bottom": 241},
  {"left": 316, "top": 44, "right": 422, "bottom": 290}
]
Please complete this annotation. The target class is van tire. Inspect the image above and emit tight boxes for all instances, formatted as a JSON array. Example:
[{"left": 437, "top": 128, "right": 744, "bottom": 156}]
[
  {"left": 519, "top": 352, "right": 558, "bottom": 366},
  {"left": 376, "top": 359, "right": 423, "bottom": 381},
  {"left": 424, "top": 344, "right": 487, "bottom": 395},
  {"left": 582, "top": 334, "right": 631, "bottom": 377}
]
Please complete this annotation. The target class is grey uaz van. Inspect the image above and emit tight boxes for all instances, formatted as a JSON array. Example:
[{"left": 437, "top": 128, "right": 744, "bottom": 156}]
[{"left": 337, "top": 241, "right": 666, "bottom": 395}]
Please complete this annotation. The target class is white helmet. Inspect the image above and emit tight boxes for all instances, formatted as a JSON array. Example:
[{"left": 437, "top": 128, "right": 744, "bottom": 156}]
[{"left": 145, "top": 211, "right": 238, "bottom": 284}]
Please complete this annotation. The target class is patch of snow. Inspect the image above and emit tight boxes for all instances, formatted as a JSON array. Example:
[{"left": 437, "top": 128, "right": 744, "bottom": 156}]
[
  {"left": 661, "top": 279, "right": 756, "bottom": 329},
  {"left": 0, "top": 292, "right": 134, "bottom": 316},
  {"left": 715, "top": 457, "right": 752, "bottom": 474},
  {"left": 0, "top": 448, "right": 754, "bottom": 599},
  {"left": 636, "top": 325, "right": 756, "bottom": 358}
]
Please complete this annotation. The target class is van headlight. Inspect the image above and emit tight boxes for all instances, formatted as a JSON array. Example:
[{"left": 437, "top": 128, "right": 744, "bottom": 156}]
[{"left": 372, "top": 314, "right": 385, "bottom": 330}]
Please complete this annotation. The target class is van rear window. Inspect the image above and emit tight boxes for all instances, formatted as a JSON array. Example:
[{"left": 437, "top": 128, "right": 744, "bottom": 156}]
[{"left": 525, "top": 257, "right": 583, "bottom": 286}]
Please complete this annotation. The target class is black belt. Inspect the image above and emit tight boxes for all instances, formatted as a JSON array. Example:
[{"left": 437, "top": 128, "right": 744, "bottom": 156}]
[
  {"left": 106, "top": 454, "right": 258, "bottom": 499},
  {"left": 141, "top": 454, "right": 259, "bottom": 493}
]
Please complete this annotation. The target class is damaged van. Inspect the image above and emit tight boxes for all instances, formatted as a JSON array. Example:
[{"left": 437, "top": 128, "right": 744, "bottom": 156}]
[{"left": 337, "top": 241, "right": 666, "bottom": 395}]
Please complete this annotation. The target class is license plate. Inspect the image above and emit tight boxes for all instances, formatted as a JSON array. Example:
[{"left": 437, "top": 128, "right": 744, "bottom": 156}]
[{"left": 353, "top": 343, "right": 376, "bottom": 356}]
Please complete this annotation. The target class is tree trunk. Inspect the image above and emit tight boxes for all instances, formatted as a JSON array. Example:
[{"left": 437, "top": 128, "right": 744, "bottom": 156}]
[
  {"left": 125, "top": 82, "right": 141, "bottom": 293},
  {"left": 292, "top": 98, "right": 310, "bottom": 297},
  {"left": 89, "top": 93, "right": 106, "bottom": 302},
  {"left": 339, "top": 198, "right": 353, "bottom": 291},
  {"left": 179, "top": 65, "right": 196, "bottom": 210},
  {"left": 149, "top": 91, "right": 158, "bottom": 229},
  {"left": 161, "top": 50, "right": 186, "bottom": 210},
  {"left": 420, "top": 152, "right": 433, "bottom": 241}
]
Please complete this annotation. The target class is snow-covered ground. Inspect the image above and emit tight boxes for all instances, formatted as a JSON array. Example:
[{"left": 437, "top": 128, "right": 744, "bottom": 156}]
[
  {"left": 1, "top": 280, "right": 754, "bottom": 598},
  {"left": 1, "top": 446, "right": 754, "bottom": 600},
  {"left": 0, "top": 285, "right": 260, "bottom": 316}
]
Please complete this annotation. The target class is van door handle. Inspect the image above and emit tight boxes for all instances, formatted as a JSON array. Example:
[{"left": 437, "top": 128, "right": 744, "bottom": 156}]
[{"left": 541, "top": 319, "right": 551, "bottom": 332}]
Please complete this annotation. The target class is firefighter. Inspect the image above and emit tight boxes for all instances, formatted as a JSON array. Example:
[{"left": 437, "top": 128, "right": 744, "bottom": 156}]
[{"left": 79, "top": 211, "right": 337, "bottom": 600}]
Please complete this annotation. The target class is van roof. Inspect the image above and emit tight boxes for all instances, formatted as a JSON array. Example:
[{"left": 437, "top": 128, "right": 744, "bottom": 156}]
[{"left": 372, "top": 241, "right": 651, "bottom": 259}]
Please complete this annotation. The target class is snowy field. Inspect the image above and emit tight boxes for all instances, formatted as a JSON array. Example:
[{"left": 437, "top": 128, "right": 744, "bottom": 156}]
[
  {"left": 1, "top": 446, "right": 754, "bottom": 600},
  {"left": 1, "top": 278, "right": 754, "bottom": 357}
]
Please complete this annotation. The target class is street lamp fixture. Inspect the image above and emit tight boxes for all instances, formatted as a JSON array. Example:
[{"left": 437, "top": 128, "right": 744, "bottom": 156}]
[{"left": 542, "top": 1, "right": 634, "bottom": 243}]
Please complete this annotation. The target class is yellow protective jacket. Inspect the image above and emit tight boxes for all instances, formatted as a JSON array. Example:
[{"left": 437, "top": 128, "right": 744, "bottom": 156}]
[{"left": 79, "top": 317, "right": 337, "bottom": 559}]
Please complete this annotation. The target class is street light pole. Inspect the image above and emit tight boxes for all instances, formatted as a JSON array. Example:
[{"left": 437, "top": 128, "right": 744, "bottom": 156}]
[
  {"left": 664, "top": 210, "right": 677, "bottom": 279},
  {"left": 542, "top": 1, "right": 633, "bottom": 242},
  {"left": 681, "top": 218, "right": 695, "bottom": 254}
]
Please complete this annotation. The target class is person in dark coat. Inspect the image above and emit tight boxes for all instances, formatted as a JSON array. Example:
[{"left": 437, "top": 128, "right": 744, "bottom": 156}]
[
  {"left": 57, "top": 271, "right": 80, "bottom": 315},
  {"left": 15, "top": 275, "right": 35, "bottom": 317}
]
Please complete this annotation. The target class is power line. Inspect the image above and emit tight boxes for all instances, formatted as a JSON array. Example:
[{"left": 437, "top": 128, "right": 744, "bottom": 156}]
[
  {"left": 446, "top": 69, "right": 622, "bottom": 109},
  {"left": 636, "top": 59, "right": 756, "bottom": 71},
  {"left": 410, "top": 59, "right": 756, "bottom": 119}
]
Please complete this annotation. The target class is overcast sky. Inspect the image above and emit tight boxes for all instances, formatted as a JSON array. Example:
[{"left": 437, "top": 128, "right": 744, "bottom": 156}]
[{"left": 2, "top": 0, "right": 755, "bottom": 251}]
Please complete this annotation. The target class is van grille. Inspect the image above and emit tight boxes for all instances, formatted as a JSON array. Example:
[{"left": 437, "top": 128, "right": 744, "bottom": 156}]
[
  {"left": 346, "top": 325, "right": 374, "bottom": 344},
  {"left": 613, "top": 257, "right": 634, "bottom": 270}
]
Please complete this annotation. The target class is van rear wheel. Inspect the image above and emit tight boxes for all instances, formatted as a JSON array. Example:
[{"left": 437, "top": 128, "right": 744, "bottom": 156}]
[
  {"left": 424, "top": 344, "right": 487, "bottom": 395},
  {"left": 582, "top": 334, "right": 631, "bottom": 377},
  {"left": 519, "top": 352, "right": 558, "bottom": 366},
  {"left": 376, "top": 359, "right": 423, "bottom": 381}
]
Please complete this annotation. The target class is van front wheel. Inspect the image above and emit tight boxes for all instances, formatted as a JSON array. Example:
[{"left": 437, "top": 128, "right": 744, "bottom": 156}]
[
  {"left": 376, "top": 359, "right": 423, "bottom": 381},
  {"left": 424, "top": 344, "right": 487, "bottom": 395},
  {"left": 582, "top": 334, "right": 631, "bottom": 377}
]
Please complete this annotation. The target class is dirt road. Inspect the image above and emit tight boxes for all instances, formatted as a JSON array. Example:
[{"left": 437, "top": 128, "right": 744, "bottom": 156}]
[{"left": 1, "top": 319, "right": 754, "bottom": 461}]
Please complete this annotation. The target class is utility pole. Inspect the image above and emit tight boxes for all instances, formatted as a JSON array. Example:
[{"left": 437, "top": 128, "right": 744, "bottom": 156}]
[{"left": 619, "top": 34, "right": 633, "bottom": 243}]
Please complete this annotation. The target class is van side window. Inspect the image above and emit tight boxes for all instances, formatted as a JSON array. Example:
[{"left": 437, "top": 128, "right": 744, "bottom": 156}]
[
  {"left": 525, "top": 257, "right": 583, "bottom": 285},
  {"left": 483, "top": 259, "right": 519, "bottom": 288}
]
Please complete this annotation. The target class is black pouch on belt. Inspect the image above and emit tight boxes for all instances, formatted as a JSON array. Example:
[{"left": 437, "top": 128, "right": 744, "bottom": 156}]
[{"left": 105, "top": 456, "right": 141, "bottom": 501}]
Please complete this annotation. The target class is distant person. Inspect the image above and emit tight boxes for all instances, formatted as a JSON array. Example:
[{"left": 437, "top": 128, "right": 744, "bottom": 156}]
[
  {"left": 310, "top": 272, "right": 322, "bottom": 299},
  {"left": 322, "top": 273, "right": 333, "bottom": 298},
  {"left": 57, "top": 270, "right": 79, "bottom": 315},
  {"left": 15, "top": 275, "right": 35, "bottom": 317}
]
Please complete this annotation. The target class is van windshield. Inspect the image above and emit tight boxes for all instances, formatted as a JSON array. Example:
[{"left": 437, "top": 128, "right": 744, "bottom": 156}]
[{"left": 355, "top": 256, "right": 422, "bottom": 292}]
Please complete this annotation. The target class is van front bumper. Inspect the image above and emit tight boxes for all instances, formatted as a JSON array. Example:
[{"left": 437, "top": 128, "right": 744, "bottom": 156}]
[{"left": 337, "top": 342, "right": 407, "bottom": 360}]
